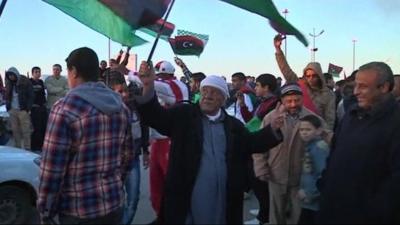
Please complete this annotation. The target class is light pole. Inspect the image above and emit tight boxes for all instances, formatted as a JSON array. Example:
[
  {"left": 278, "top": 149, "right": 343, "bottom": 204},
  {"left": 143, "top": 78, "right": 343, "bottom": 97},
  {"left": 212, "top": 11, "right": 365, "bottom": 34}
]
[
  {"left": 282, "top": 8, "right": 289, "bottom": 56},
  {"left": 309, "top": 28, "right": 324, "bottom": 62},
  {"left": 352, "top": 39, "right": 357, "bottom": 72}
]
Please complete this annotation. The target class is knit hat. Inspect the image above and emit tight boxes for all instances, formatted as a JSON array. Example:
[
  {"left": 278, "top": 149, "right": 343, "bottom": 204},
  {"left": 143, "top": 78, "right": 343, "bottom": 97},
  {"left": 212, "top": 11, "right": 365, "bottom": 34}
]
[
  {"left": 155, "top": 61, "right": 175, "bottom": 74},
  {"left": 280, "top": 82, "right": 303, "bottom": 97},
  {"left": 200, "top": 75, "right": 230, "bottom": 99}
]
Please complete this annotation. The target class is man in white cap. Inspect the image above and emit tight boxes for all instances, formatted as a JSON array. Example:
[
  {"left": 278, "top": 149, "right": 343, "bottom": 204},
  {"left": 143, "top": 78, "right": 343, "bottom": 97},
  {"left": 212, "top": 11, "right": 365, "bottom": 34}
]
[{"left": 134, "top": 61, "right": 284, "bottom": 224}]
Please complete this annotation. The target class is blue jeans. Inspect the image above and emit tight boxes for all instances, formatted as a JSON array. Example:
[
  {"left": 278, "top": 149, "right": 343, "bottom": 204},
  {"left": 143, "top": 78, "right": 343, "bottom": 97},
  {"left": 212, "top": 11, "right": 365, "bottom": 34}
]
[{"left": 122, "top": 156, "right": 141, "bottom": 225}]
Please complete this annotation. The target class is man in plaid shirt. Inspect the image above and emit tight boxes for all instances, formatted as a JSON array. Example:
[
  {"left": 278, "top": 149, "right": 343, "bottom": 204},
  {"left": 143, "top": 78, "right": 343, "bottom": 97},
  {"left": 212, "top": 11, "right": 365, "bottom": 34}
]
[{"left": 37, "top": 47, "right": 134, "bottom": 224}]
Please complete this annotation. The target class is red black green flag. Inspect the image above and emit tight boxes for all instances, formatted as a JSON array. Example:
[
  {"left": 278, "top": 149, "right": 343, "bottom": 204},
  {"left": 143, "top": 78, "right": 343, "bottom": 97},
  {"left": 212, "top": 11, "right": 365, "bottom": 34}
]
[
  {"left": 169, "top": 35, "right": 205, "bottom": 56},
  {"left": 43, "top": 0, "right": 171, "bottom": 47},
  {"left": 328, "top": 63, "right": 343, "bottom": 77}
]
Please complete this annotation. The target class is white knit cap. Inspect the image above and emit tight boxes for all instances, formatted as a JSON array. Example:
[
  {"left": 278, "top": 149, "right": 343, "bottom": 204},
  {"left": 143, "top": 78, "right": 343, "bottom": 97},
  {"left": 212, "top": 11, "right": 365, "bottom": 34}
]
[
  {"left": 155, "top": 61, "right": 175, "bottom": 74},
  {"left": 200, "top": 75, "right": 230, "bottom": 99}
]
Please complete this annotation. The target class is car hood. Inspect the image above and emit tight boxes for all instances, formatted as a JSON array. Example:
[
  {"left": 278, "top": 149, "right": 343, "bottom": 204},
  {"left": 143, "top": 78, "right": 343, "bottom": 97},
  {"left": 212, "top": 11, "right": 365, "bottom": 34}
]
[{"left": 0, "top": 146, "right": 40, "bottom": 159}]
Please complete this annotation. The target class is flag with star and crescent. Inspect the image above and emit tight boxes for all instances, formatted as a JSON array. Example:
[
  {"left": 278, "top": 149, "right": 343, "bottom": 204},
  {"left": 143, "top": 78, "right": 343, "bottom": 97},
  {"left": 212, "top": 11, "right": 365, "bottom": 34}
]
[
  {"left": 328, "top": 63, "right": 343, "bottom": 78},
  {"left": 168, "top": 30, "right": 209, "bottom": 56}
]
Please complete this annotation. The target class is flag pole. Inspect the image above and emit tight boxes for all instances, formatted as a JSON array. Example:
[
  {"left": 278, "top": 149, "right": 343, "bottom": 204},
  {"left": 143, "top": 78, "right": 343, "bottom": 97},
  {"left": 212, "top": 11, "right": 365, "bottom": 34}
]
[
  {"left": 108, "top": 37, "right": 111, "bottom": 63},
  {"left": 0, "top": 0, "right": 8, "bottom": 19},
  {"left": 147, "top": 0, "right": 176, "bottom": 63}
]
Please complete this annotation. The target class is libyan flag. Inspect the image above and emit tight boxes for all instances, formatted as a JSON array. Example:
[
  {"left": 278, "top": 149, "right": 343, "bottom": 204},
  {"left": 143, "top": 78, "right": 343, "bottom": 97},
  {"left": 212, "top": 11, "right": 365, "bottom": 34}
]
[
  {"left": 220, "top": 0, "right": 308, "bottom": 47},
  {"left": 169, "top": 35, "right": 204, "bottom": 56},
  {"left": 328, "top": 63, "right": 343, "bottom": 77},
  {"left": 43, "top": 0, "right": 171, "bottom": 47},
  {"left": 169, "top": 31, "right": 208, "bottom": 56}
]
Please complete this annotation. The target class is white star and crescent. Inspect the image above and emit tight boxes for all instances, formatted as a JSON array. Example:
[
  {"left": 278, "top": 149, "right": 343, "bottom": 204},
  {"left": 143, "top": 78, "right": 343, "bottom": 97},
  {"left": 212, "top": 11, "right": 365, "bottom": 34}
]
[{"left": 182, "top": 41, "right": 193, "bottom": 48}]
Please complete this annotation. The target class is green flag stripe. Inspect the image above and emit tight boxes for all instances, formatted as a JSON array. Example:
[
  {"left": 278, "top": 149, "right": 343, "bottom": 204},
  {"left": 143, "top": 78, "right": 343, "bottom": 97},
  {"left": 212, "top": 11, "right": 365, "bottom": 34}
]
[
  {"left": 177, "top": 30, "right": 209, "bottom": 43},
  {"left": 43, "top": 0, "right": 148, "bottom": 47},
  {"left": 220, "top": 0, "right": 308, "bottom": 47}
]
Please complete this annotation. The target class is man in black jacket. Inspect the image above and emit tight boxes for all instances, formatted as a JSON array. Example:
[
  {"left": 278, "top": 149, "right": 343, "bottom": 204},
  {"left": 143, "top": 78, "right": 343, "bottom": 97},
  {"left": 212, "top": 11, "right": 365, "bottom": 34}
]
[
  {"left": 5, "top": 67, "right": 34, "bottom": 149},
  {"left": 30, "top": 66, "right": 47, "bottom": 151},
  {"left": 317, "top": 62, "right": 400, "bottom": 224},
  {"left": 135, "top": 61, "right": 284, "bottom": 224}
]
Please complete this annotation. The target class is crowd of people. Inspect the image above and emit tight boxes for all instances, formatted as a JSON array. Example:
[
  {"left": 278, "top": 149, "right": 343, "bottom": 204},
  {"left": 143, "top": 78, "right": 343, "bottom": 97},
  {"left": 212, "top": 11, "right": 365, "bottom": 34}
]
[
  {"left": 0, "top": 63, "right": 68, "bottom": 150},
  {"left": 2, "top": 33, "right": 400, "bottom": 225}
]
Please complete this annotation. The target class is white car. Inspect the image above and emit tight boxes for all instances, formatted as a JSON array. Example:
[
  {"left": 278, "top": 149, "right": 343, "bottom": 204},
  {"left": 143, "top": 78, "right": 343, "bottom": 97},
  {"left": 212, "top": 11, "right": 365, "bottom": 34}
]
[{"left": 0, "top": 146, "right": 41, "bottom": 224}]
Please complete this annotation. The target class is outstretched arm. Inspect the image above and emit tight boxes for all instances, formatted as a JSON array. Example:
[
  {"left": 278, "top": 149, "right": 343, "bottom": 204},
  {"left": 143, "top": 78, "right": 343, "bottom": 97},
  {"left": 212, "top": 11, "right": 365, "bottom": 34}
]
[
  {"left": 135, "top": 61, "right": 175, "bottom": 136},
  {"left": 120, "top": 47, "right": 132, "bottom": 66},
  {"left": 116, "top": 49, "right": 123, "bottom": 64},
  {"left": 175, "top": 57, "right": 192, "bottom": 81},
  {"left": 274, "top": 34, "right": 299, "bottom": 83}
]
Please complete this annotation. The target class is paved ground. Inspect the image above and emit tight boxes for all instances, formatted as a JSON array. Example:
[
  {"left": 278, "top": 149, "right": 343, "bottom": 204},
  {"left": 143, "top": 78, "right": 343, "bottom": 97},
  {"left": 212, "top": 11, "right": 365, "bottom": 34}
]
[
  {"left": 133, "top": 159, "right": 259, "bottom": 224},
  {"left": 5, "top": 132, "right": 260, "bottom": 224},
  {"left": 29, "top": 158, "right": 259, "bottom": 224},
  {"left": 27, "top": 156, "right": 259, "bottom": 224}
]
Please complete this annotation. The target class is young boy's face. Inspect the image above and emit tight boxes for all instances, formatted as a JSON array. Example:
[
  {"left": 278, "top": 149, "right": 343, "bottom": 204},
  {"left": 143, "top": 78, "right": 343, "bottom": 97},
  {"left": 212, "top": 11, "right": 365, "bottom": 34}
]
[
  {"left": 299, "top": 121, "right": 321, "bottom": 142},
  {"left": 255, "top": 82, "right": 270, "bottom": 97}
]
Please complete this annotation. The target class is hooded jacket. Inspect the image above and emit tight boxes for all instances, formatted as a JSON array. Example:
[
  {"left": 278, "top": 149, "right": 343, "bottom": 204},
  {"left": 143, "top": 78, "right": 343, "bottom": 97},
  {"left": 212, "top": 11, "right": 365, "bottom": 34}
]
[
  {"left": 37, "top": 81, "right": 134, "bottom": 219},
  {"left": 5, "top": 67, "right": 34, "bottom": 111},
  {"left": 275, "top": 52, "right": 336, "bottom": 130}
]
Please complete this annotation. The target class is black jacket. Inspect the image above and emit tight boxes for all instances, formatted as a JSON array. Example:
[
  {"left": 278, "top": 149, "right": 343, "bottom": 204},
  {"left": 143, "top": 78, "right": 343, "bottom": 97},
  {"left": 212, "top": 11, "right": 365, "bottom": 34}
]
[
  {"left": 30, "top": 78, "right": 46, "bottom": 107},
  {"left": 5, "top": 74, "right": 34, "bottom": 111},
  {"left": 137, "top": 95, "right": 282, "bottom": 224},
  {"left": 317, "top": 96, "right": 400, "bottom": 224}
]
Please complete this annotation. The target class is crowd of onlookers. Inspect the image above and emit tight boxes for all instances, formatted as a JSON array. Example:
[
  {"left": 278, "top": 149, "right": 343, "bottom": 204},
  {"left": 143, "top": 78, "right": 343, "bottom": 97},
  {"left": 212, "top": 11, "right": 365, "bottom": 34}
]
[
  {"left": 0, "top": 63, "right": 68, "bottom": 150},
  {"left": 2, "top": 33, "right": 400, "bottom": 225}
]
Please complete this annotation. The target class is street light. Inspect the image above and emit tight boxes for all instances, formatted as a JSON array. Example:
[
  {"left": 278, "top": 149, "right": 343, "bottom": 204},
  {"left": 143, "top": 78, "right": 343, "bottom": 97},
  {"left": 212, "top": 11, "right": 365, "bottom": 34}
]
[
  {"left": 352, "top": 39, "right": 357, "bottom": 72},
  {"left": 309, "top": 28, "right": 324, "bottom": 62},
  {"left": 282, "top": 8, "right": 289, "bottom": 56}
]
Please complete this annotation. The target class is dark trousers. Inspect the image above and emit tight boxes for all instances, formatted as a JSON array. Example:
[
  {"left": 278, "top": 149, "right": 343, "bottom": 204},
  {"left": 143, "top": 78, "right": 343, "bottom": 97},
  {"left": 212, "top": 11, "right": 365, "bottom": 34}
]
[
  {"left": 30, "top": 106, "right": 47, "bottom": 151},
  {"left": 298, "top": 208, "right": 316, "bottom": 225},
  {"left": 252, "top": 177, "right": 270, "bottom": 223},
  {"left": 59, "top": 208, "right": 123, "bottom": 225}
]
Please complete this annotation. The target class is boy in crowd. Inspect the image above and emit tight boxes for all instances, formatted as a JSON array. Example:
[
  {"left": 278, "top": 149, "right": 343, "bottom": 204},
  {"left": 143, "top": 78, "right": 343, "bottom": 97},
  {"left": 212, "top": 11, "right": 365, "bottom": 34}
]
[
  {"left": 238, "top": 73, "right": 279, "bottom": 225},
  {"left": 297, "top": 115, "right": 330, "bottom": 224}
]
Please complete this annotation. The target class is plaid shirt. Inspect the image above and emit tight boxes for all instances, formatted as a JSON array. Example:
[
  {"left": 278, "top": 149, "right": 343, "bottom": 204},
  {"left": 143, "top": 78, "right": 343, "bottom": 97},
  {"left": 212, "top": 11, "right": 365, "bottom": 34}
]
[{"left": 37, "top": 91, "right": 134, "bottom": 219}]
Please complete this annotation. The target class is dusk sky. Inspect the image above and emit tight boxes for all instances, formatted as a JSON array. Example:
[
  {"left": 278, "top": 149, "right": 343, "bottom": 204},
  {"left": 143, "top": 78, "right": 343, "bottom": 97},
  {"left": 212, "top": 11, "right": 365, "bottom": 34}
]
[{"left": 1, "top": 0, "right": 399, "bottom": 80}]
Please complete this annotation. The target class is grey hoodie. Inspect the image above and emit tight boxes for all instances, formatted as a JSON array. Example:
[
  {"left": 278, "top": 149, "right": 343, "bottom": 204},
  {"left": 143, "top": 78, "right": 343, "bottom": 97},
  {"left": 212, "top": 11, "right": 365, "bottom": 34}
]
[
  {"left": 5, "top": 67, "right": 34, "bottom": 111},
  {"left": 5, "top": 67, "right": 21, "bottom": 79},
  {"left": 69, "top": 82, "right": 123, "bottom": 115}
]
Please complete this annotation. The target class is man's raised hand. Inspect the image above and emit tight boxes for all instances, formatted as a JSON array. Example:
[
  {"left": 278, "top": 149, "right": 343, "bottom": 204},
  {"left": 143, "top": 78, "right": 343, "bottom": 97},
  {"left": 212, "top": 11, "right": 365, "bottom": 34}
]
[
  {"left": 273, "top": 34, "right": 286, "bottom": 50},
  {"left": 271, "top": 101, "right": 286, "bottom": 130},
  {"left": 138, "top": 61, "right": 156, "bottom": 93}
]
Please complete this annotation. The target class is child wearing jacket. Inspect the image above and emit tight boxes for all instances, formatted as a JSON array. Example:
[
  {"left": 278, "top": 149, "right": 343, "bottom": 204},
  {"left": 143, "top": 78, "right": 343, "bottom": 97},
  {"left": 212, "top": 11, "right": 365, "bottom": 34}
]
[{"left": 297, "top": 114, "right": 330, "bottom": 224}]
